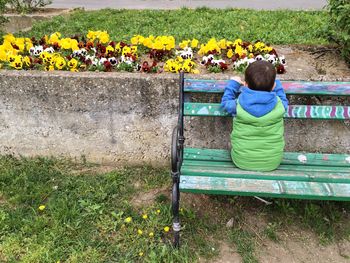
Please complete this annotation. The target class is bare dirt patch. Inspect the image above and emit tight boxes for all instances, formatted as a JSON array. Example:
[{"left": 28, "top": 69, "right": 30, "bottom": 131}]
[
  {"left": 130, "top": 186, "right": 169, "bottom": 208},
  {"left": 179, "top": 194, "right": 350, "bottom": 263},
  {"left": 203, "top": 241, "right": 242, "bottom": 263},
  {"left": 258, "top": 229, "right": 350, "bottom": 263},
  {"left": 69, "top": 165, "right": 117, "bottom": 176}
]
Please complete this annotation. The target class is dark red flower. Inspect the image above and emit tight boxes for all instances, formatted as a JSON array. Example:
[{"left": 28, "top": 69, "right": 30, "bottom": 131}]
[
  {"left": 99, "top": 46, "right": 106, "bottom": 54},
  {"left": 31, "top": 37, "right": 37, "bottom": 45},
  {"left": 269, "top": 49, "right": 278, "bottom": 56},
  {"left": 142, "top": 61, "right": 150, "bottom": 72},
  {"left": 78, "top": 41, "right": 85, "bottom": 49},
  {"left": 219, "top": 62, "right": 228, "bottom": 71},
  {"left": 104, "top": 61, "right": 112, "bottom": 72},
  {"left": 52, "top": 42, "right": 60, "bottom": 50},
  {"left": 86, "top": 41, "right": 94, "bottom": 50},
  {"left": 276, "top": 64, "right": 286, "bottom": 74},
  {"left": 109, "top": 41, "right": 116, "bottom": 47},
  {"left": 39, "top": 36, "right": 46, "bottom": 45},
  {"left": 119, "top": 42, "right": 127, "bottom": 48},
  {"left": 242, "top": 41, "right": 250, "bottom": 48}
]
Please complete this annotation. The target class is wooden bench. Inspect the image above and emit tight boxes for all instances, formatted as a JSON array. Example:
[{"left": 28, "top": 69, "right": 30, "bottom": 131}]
[{"left": 170, "top": 72, "right": 350, "bottom": 247}]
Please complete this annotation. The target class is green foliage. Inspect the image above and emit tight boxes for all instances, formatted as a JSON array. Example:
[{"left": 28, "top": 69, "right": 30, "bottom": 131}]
[
  {"left": 0, "top": 156, "right": 218, "bottom": 262},
  {"left": 326, "top": 0, "right": 350, "bottom": 62},
  {"left": 229, "top": 228, "right": 258, "bottom": 263},
  {"left": 0, "top": 0, "right": 8, "bottom": 32},
  {"left": 24, "top": 8, "right": 329, "bottom": 45},
  {"left": 7, "top": 0, "right": 52, "bottom": 13}
]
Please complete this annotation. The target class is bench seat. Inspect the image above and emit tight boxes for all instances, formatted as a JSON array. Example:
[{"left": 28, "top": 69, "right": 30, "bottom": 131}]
[{"left": 180, "top": 148, "right": 350, "bottom": 201}]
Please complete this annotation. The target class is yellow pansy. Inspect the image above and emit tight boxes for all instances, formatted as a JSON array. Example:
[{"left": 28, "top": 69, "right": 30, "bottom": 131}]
[
  {"left": 49, "top": 32, "right": 61, "bottom": 44},
  {"left": 99, "top": 31, "right": 110, "bottom": 44},
  {"left": 0, "top": 47, "right": 7, "bottom": 61},
  {"left": 233, "top": 39, "right": 243, "bottom": 46},
  {"left": 191, "top": 38, "right": 199, "bottom": 48},
  {"left": 87, "top": 30, "right": 97, "bottom": 41},
  {"left": 179, "top": 40, "right": 190, "bottom": 49},
  {"left": 218, "top": 39, "right": 227, "bottom": 50},
  {"left": 3, "top": 34, "right": 16, "bottom": 44},
  {"left": 227, "top": 49, "right": 234, "bottom": 59},
  {"left": 23, "top": 56, "right": 31, "bottom": 67},
  {"left": 7, "top": 54, "right": 16, "bottom": 63},
  {"left": 234, "top": 45, "right": 247, "bottom": 57},
  {"left": 10, "top": 55, "right": 23, "bottom": 70},
  {"left": 68, "top": 58, "right": 78, "bottom": 69},
  {"left": 106, "top": 45, "right": 114, "bottom": 53},
  {"left": 122, "top": 46, "right": 131, "bottom": 56},
  {"left": 130, "top": 45, "right": 137, "bottom": 54},
  {"left": 55, "top": 57, "right": 66, "bottom": 70}
]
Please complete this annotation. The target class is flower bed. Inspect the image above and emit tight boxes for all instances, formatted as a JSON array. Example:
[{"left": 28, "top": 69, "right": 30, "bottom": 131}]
[{"left": 0, "top": 30, "right": 286, "bottom": 74}]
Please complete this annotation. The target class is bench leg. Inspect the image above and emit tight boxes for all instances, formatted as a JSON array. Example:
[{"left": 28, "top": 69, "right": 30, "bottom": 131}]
[{"left": 172, "top": 178, "right": 180, "bottom": 248}]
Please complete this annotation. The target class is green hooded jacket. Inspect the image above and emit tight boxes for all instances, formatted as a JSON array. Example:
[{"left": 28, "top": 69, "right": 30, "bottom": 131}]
[{"left": 231, "top": 98, "right": 285, "bottom": 171}]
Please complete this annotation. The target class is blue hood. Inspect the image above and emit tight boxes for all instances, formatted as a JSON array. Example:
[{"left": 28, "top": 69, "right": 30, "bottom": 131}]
[{"left": 239, "top": 87, "right": 278, "bottom": 118}]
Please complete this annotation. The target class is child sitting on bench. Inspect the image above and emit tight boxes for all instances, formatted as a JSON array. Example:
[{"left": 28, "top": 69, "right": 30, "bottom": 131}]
[{"left": 221, "top": 60, "right": 289, "bottom": 171}]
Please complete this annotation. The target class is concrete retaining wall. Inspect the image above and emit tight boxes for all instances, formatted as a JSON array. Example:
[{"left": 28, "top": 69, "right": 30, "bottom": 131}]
[{"left": 0, "top": 70, "right": 349, "bottom": 166}]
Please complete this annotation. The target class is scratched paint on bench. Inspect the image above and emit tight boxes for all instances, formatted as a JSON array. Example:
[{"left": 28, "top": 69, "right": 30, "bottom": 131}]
[
  {"left": 181, "top": 163, "right": 350, "bottom": 183},
  {"left": 183, "top": 148, "right": 350, "bottom": 167},
  {"left": 179, "top": 175, "right": 350, "bottom": 201},
  {"left": 184, "top": 102, "right": 350, "bottom": 120},
  {"left": 184, "top": 79, "right": 350, "bottom": 96}
]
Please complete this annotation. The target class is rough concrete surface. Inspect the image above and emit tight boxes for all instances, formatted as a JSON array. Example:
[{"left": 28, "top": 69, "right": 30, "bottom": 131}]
[{"left": 0, "top": 48, "right": 349, "bottom": 165}]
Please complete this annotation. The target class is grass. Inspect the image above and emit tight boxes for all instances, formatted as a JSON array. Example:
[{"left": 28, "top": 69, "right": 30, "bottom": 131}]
[
  {"left": 0, "top": 156, "right": 221, "bottom": 262},
  {"left": 22, "top": 8, "right": 329, "bottom": 45},
  {"left": 0, "top": 156, "right": 349, "bottom": 262}
]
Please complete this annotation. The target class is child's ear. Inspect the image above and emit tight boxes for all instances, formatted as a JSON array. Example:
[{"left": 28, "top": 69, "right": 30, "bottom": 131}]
[{"left": 271, "top": 82, "right": 276, "bottom": 91}]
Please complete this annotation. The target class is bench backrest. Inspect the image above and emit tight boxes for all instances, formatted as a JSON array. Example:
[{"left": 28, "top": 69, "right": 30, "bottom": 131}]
[{"left": 180, "top": 76, "right": 350, "bottom": 120}]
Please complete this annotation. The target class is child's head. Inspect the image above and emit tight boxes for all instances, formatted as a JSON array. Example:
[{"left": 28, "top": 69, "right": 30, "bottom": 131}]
[{"left": 245, "top": 60, "right": 276, "bottom": 92}]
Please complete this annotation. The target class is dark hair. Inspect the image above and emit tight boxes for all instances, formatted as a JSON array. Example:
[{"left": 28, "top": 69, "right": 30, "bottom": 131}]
[{"left": 245, "top": 60, "right": 276, "bottom": 92}]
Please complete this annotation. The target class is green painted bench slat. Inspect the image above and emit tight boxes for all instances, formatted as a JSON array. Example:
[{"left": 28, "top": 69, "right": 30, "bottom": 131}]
[
  {"left": 184, "top": 148, "right": 350, "bottom": 167},
  {"left": 184, "top": 102, "right": 350, "bottom": 120},
  {"left": 182, "top": 160, "right": 350, "bottom": 174},
  {"left": 179, "top": 175, "right": 350, "bottom": 201},
  {"left": 184, "top": 79, "right": 350, "bottom": 96},
  {"left": 181, "top": 164, "right": 350, "bottom": 184}
]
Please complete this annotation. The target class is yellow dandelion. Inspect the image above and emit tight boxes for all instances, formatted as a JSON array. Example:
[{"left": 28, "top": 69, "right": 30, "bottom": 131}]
[
  {"left": 38, "top": 205, "right": 45, "bottom": 211},
  {"left": 156, "top": 209, "right": 161, "bottom": 214},
  {"left": 164, "top": 226, "right": 170, "bottom": 232},
  {"left": 142, "top": 214, "right": 148, "bottom": 219},
  {"left": 149, "top": 232, "right": 154, "bottom": 237},
  {"left": 137, "top": 229, "right": 143, "bottom": 235},
  {"left": 139, "top": 252, "right": 144, "bottom": 257},
  {"left": 124, "top": 217, "right": 132, "bottom": 223}
]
